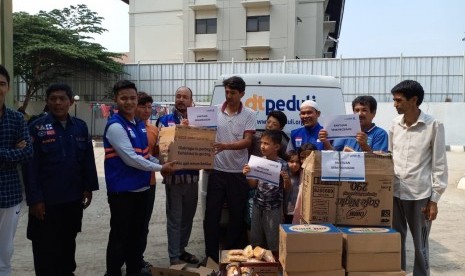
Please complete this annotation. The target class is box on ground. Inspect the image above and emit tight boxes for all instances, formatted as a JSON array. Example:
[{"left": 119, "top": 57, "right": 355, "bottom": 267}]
[
  {"left": 344, "top": 252, "right": 401, "bottom": 272},
  {"left": 301, "top": 151, "right": 393, "bottom": 227},
  {"left": 158, "top": 125, "right": 216, "bottom": 170},
  {"left": 279, "top": 224, "right": 342, "bottom": 253},
  {"left": 347, "top": 271, "right": 406, "bottom": 276},
  {"left": 151, "top": 258, "right": 217, "bottom": 276},
  {"left": 280, "top": 251, "right": 342, "bottom": 272},
  {"left": 220, "top": 250, "right": 279, "bottom": 276},
  {"left": 339, "top": 227, "right": 401, "bottom": 253},
  {"left": 284, "top": 269, "right": 345, "bottom": 276}
]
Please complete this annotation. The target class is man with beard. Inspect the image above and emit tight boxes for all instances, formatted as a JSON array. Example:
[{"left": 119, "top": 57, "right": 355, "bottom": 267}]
[
  {"left": 318, "top": 95, "right": 388, "bottom": 152},
  {"left": 286, "top": 100, "right": 324, "bottom": 152},
  {"left": 156, "top": 86, "right": 200, "bottom": 265}
]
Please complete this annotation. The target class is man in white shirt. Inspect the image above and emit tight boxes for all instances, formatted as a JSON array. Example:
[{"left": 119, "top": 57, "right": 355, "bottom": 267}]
[{"left": 389, "top": 80, "right": 448, "bottom": 276}]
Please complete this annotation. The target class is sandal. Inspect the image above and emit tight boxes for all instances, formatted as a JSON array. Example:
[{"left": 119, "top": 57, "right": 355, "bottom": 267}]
[{"left": 179, "top": 251, "right": 199, "bottom": 264}]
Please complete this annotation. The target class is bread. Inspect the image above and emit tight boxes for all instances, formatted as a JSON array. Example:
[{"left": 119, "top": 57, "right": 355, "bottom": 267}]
[
  {"left": 228, "top": 249, "right": 244, "bottom": 256},
  {"left": 262, "top": 250, "right": 275, "bottom": 262},
  {"left": 253, "top": 246, "right": 266, "bottom": 260},
  {"left": 228, "top": 255, "right": 248, "bottom": 262},
  {"left": 243, "top": 245, "right": 254, "bottom": 258}
]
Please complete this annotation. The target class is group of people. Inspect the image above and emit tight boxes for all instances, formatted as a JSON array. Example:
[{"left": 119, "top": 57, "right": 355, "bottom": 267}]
[{"left": 0, "top": 63, "right": 448, "bottom": 276}]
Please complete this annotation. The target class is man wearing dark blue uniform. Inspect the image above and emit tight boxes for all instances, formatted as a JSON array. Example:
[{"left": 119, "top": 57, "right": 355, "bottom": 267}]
[{"left": 23, "top": 83, "right": 99, "bottom": 276}]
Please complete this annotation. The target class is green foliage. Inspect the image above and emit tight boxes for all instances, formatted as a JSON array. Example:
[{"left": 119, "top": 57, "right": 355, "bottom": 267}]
[{"left": 13, "top": 4, "right": 124, "bottom": 109}]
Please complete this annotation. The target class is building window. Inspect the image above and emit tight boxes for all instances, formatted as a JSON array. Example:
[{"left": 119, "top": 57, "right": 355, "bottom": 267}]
[
  {"left": 195, "top": 18, "right": 217, "bottom": 34},
  {"left": 246, "top": 15, "right": 270, "bottom": 32}
]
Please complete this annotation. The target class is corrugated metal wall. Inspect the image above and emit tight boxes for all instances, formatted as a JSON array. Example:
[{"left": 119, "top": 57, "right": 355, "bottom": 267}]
[{"left": 16, "top": 55, "right": 465, "bottom": 103}]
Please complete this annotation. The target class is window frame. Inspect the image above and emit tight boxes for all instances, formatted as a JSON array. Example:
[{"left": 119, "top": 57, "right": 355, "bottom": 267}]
[
  {"left": 246, "top": 15, "right": 270, "bottom": 32},
  {"left": 195, "top": 18, "right": 217, "bottom": 34}
]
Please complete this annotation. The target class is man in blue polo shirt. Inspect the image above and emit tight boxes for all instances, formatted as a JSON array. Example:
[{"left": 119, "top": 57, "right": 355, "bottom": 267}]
[{"left": 319, "top": 95, "right": 388, "bottom": 152}]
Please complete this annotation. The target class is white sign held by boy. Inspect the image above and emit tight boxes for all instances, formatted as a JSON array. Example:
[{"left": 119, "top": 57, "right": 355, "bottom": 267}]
[{"left": 246, "top": 155, "right": 282, "bottom": 185}]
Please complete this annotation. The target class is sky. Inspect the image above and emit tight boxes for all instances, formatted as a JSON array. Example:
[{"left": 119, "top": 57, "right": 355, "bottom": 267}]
[
  {"left": 12, "top": 0, "right": 465, "bottom": 57},
  {"left": 13, "top": 0, "right": 130, "bottom": 53}
]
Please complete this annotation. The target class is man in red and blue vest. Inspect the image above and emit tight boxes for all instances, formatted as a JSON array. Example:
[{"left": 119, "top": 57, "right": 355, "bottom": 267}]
[{"left": 103, "top": 80, "right": 176, "bottom": 276}]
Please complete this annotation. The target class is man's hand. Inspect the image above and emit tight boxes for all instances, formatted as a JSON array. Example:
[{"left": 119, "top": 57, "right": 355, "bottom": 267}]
[
  {"left": 82, "top": 191, "right": 93, "bottom": 209},
  {"left": 213, "top": 143, "right": 227, "bottom": 154},
  {"left": 161, "top": 161, "right": 177, "bottom": 177},
  {"left": 16, "top": 140, "right": 27, "bottom": 149},
  {"left": 422, "top": 201, "right": 438, "bottom": 221},
  {"left": 318, "top": 129, "right": 334, "bottom": 150},
  {"left": 180, "top": 119, "right": 189, "bottom": 126},
  {"left": 318, "top": 129, "right": 329, "bottom": 143},
  {"left": 30, "top": 202, "right": 46, "bottom": 221}
]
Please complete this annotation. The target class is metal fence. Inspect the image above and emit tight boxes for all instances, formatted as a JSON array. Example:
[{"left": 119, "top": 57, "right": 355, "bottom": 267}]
[{"left": 16, "top": 55, "right": 465, "bottom": 103}]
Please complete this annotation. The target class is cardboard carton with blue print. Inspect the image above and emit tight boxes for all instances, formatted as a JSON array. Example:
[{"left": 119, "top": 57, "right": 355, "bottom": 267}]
[{"left": 301, "top": 151, "right": 394, "bottom": 227}]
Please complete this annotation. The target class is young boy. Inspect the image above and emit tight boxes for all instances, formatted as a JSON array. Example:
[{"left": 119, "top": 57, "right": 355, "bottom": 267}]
[{"left": 243, "top": 130, "right": 290, "bottom": 253}]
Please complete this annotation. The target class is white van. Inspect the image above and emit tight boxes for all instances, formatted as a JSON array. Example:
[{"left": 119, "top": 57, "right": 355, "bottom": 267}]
[
  {"left": 202, "top": 73, "right": 346, "bottom": 225},
  {"left": 210, "top": 73, "right": 346, "bottom": 133}
]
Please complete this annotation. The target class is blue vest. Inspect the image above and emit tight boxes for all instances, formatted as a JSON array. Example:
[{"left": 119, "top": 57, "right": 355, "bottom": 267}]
[{"left": 103, "top": 114, "right": 151, "bottom": 192}]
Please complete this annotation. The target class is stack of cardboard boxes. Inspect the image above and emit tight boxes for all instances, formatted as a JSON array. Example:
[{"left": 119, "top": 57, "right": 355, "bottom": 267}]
[
  {"left": 340, "top": 227, "right": 405, "bottom": 275},
  {"left": 279, "top": 224, "right": 345, "bottom": 275},
  {"left": 277, "top": 151, "right": 405, "bottom": 275}
]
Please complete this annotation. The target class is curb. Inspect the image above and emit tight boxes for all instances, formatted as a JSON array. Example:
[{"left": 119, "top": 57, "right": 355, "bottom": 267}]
[{"left": 446, "top": 145, "right": 465, "bottom": 152}]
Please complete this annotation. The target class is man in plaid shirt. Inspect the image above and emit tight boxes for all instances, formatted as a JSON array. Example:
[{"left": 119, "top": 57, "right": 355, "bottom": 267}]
[{"left": 0, "top": 64, "right": 33, "bottom": 276}]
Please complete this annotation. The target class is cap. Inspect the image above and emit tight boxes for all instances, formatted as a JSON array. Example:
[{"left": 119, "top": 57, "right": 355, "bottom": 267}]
[{"left": 300, "top": 100, "right": 319, "bottom": 111}]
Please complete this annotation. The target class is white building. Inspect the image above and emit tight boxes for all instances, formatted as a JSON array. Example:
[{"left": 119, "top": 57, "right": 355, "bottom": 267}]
[{"left": 121, "top": 0, "right": 344, "bottom": 63}]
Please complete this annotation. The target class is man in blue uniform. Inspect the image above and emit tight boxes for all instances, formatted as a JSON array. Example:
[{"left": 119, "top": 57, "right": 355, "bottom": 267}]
[
  {"left": 23, "top": 83, "right": 99, "bottom": 276},
  {"left": 286, "top": 100, "right": 324, "bottom": 152},
  {"left": 319, "top": 95, "right": 388, "bottom": 152},
  {"left": 0, "top": 64, "right": 33, "bottom": 276}
]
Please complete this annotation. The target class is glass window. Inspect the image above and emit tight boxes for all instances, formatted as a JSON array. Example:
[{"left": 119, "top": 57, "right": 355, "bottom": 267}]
[
  {"left": 196, "top": 18, "right": 217, "bottom": 34},
  {"left": 246, "top": 16, "right": 270, "bottom": 32}
]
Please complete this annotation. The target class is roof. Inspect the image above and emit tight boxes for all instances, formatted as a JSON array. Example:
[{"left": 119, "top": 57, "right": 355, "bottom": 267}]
[{"left": 215, "top": 74, "right": 341, "bottom": 88}]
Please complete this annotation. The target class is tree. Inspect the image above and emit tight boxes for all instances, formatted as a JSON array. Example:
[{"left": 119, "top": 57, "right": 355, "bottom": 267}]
[{"left": 13, "top": 4, "right": 124, "bottom": 110}]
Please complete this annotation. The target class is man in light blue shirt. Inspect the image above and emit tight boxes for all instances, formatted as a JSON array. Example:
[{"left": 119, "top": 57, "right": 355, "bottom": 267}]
[{"left": 319, "top": 95, "right": 388, "bottom": 152}]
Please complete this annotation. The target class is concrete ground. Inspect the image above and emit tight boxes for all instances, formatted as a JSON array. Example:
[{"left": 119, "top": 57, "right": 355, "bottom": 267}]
[{"left": 11, "top": 149, "right": 465, "bottom": 275}]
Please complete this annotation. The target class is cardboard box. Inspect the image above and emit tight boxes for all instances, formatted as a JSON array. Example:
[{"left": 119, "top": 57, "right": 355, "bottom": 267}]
[
  {"left": 347, "top": 272, "right": 406, "bottom": 276},
  {"left": 339, "top": 227, "right": 401, "bottom": 253},
  {"left": 151, "top": 258, "right": 217, "bottom": 276},
  {"left": 284, "top": 269, "right": 345, "bottom": 276},
  {"left": 158, "top": 125, "right": 216, "bottom": 170},
  {"left": 280, "top": 251, "right": 342, "bottom": 272},
  {"left": 220, "top": 250, "right": 279, "bottom": 276},
  {"left": 344, "top": 252, "right": 401, "bottom": 272},
  {"left": 301, "top": 151, "right": 393, "bottom": 227},
  {"left": 279, "top": 224, "right": 342, "bottom": 253}
]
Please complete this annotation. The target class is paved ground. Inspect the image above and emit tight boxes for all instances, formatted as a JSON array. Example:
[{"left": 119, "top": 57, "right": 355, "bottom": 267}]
[{"left": 11, "top": 149, "right": 465, "bottom": 275}]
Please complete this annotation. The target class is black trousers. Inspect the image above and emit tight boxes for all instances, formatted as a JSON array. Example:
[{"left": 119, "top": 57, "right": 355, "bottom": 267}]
[
  {"left": 203, "top": 170, "right": 249, "bottom": 262},
  {"left": 27, "top": 200, "right": 83, "bottom": 276},
  {"left": 106, "top": 190, "right": 149, "bottom": 276},
  {"left": 138, "top": 185, "right": 156, "bottom": 264}
]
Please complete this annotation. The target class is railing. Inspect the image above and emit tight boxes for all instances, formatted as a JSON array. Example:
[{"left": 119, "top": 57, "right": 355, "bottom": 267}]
[{"left": 15, "top": 54, "right": 465, "bottom": 103}]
